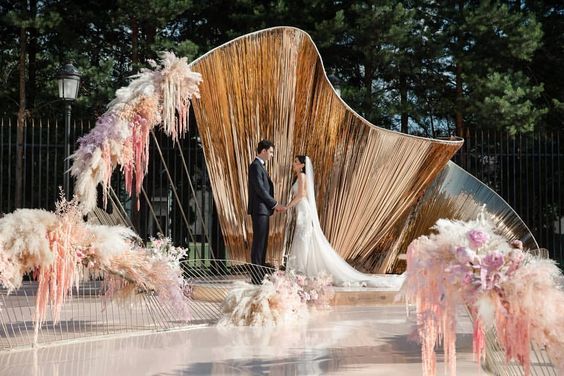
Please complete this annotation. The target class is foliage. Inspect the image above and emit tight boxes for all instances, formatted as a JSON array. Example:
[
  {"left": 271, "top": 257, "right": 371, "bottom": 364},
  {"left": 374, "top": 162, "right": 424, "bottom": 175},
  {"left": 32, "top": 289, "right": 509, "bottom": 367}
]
[{"left": 0, "top": 0, "right": 562, "bottom": 133}]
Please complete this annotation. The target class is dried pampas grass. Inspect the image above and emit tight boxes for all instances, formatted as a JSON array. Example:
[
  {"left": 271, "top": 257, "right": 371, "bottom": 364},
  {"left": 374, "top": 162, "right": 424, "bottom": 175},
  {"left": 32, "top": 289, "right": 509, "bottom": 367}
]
[
  {"left": 70, "top": 52, "right": 202, "bottom": 214},
  {"left": 0, "top": 197, "right": 192, "bottom": 340}
]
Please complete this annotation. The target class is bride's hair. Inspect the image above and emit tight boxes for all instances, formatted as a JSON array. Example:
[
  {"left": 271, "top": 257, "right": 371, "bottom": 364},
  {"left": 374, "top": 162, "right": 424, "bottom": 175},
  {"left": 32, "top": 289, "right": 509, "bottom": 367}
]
[
  {"left": 296, "top": 155, "right": 306, "bottom": 173},
  {"left": 292, "top": 155, "right": 307, "bottom": 184}
]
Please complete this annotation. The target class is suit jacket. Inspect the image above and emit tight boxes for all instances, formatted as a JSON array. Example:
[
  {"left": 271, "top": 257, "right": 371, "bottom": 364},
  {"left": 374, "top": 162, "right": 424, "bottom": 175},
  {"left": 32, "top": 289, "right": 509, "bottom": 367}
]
[{"left": 247, "top": 158, "right": 276, "bottom": 216}]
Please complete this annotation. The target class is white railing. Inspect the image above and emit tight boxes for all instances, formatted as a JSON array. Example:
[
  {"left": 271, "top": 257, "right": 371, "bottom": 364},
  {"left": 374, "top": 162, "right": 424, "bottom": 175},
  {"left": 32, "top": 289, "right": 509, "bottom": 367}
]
[{"left": 0, "top": 259, "right": 275, "bottom": 350}]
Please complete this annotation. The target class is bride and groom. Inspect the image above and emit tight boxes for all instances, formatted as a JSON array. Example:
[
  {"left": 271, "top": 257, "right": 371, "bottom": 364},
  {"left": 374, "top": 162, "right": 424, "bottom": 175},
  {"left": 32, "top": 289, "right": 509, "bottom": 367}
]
[{"left": 248, "top": 139, "right": 403, "bottom": 289}]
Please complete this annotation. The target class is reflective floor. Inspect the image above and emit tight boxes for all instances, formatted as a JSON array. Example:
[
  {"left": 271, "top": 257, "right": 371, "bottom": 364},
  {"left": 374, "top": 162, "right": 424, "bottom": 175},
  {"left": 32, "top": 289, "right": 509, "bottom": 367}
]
[{"left": 0, "top": 306, "right": 481, "bottom": 375}]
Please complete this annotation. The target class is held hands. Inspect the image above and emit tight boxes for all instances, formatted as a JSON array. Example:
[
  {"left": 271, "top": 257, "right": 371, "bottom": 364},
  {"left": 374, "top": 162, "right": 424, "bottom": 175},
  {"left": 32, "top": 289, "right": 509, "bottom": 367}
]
[{"left": 274, "top": 204, "right": 287, "bottom": 213}]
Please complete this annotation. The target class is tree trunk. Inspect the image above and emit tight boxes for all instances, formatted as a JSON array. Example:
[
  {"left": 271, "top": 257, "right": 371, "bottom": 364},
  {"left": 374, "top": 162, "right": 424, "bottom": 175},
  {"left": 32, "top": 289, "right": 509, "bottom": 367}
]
[
  {"left": 455, "top": 62, "right": 464, "bottom": 136},
  {"left": 400, "top": 72, "right": 408, "bottom": 133},
  {"left": 430, "top": 112, "right": 436, "bottom": 138},
  {"left": 455, "top": 0, "right": 465, "bottom": 136},
  {"left": 15, "top": 23, "right": 27, "bottom": 209},
  {"left": 363, "top": 63, "right": 376, "bottom": 126},
  {"left": 28, "top": 0, "right": 37, "bottom": 112}
]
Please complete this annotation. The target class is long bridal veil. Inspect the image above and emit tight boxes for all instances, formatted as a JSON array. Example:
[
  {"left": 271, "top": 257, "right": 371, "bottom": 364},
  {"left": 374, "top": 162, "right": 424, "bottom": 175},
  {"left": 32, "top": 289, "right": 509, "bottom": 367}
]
[
  {"left": 290, "top": 156, "right": 404, "bottom": 289},
  {"left": 304, "top": 157, "right": 319, "bottom": 226}
]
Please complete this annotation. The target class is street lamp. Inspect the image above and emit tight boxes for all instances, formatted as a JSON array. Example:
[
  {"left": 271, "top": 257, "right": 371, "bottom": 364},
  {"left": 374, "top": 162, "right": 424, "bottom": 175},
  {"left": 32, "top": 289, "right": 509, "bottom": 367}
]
[{"left": 57, "top": 63, "right": 80, "bottom": 199}]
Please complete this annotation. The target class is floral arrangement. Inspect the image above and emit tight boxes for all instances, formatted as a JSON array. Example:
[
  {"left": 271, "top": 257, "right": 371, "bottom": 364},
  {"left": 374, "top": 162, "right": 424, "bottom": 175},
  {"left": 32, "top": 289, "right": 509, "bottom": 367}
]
[
  {"left": 219, "top": 270, "right": 334, "bottom": 326},
  {"left": 146, "top": 234, "right": 189, "bottom": 271},
  {"left": 144, "top": 234, "right": 192, "bottom": 311},
  {"left": 70, "top": 52, "right": 203, "bottom": 214},
  {"left": 0, "top": 194, "right": 90, "bottom": 327},
  {"left": 0, "top": 195, "right": 192, "bottom": 341},
  {"left": 403, "top": 213, "right": 564, "bottom": 376},
  {"left": 294, "top": 272, "right": 335, "bottom": 308}
]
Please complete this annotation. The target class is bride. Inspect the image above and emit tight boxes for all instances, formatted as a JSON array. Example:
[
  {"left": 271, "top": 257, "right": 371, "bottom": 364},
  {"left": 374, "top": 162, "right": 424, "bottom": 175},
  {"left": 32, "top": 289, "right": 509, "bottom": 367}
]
[{"left": 285, "top": 155, "right": 404, "bottom": 289}]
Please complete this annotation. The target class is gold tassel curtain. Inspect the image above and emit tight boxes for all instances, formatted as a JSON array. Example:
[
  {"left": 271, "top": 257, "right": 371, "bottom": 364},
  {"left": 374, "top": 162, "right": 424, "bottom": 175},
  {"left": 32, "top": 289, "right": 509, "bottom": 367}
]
[{"left": 189, "top": 27, "right": 536, "bottom": 271}]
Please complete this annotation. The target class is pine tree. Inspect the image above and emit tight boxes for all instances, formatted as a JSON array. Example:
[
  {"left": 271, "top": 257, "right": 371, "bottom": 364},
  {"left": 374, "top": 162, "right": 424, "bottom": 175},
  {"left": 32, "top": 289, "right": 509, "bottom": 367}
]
[
  {"left": 439, "top": 0, "right": 545, "bottom": 134},
  {"left": 527, "top": 1, "right": 564, "bottom": 131}
]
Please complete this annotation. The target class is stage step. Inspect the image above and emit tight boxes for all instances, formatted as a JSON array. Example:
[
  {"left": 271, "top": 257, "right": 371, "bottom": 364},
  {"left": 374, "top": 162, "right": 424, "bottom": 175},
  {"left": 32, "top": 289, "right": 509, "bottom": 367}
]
[
  {"left": 333, "top": 288, "right": 403, "bottom": 306},
  {"left": 191, "top": 284, "right": 404, "bottom": 306}
]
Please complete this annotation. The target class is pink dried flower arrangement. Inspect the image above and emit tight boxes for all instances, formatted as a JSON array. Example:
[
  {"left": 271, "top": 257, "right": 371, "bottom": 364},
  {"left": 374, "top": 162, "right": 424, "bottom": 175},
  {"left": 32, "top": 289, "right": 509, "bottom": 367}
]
[
  {"left": 0, "top": 196, "right": 193, "bottom": 342},
  {"left": 403, "top": 214, "right": 564, "bottom": 376},
  {"left": 71, "top": 52, "right": 202, "bottom": 214}
]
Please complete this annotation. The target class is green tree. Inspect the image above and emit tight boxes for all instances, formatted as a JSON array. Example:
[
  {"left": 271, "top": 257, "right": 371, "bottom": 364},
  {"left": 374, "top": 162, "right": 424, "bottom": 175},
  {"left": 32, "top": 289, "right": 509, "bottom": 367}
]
[
  {"left": 527, "top": 1, "right": 564, "bottom": 131},
  {"left": 2, "top": 0, "right": 61, "bottom": 208},
  {"left": 0, "top": 0, "right": 559, "bottom": 135},
  {"left": 440, "top": 0, "right": 545, "bottom": 134}
]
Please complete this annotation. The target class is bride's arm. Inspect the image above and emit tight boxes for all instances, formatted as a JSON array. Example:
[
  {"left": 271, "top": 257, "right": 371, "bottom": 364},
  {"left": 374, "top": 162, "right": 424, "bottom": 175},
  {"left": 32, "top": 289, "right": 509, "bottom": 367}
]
[{"left": 286, "top": 173, "right": 307, "bottom": 209}]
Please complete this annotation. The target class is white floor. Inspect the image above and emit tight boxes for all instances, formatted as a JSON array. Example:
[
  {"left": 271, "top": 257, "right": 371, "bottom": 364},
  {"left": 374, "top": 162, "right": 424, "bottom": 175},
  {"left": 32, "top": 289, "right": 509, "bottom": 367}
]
[{"left": 0, "top": 306, "right": 483, "bottom": 376}]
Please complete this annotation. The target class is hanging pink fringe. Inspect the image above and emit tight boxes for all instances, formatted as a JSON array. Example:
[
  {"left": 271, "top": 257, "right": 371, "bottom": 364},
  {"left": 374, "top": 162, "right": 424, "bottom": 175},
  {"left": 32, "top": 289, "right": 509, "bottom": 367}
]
[
  {"left": 472, "top": 316, "right": 485, "bottom": 365},
  {"left": 70, "top": 52, "right": 202, "bottom": 214},
  {"left": 0, "top": 197, "right": 193, "bottom": 343}
]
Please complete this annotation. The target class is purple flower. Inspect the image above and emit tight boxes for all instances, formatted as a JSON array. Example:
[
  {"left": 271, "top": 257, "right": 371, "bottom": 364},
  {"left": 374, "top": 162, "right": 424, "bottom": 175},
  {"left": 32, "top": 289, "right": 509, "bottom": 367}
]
[
  {"left": 467, "top": 229, "right": 490, "bottom": 249},
  {"left": 462, "top": 272, "right": 475, "bottom": 285},
  {"left": 482, "top": 250, "right": 504, "bottom": 271},
  {"left": 455, "top": 246, "right": 477, "bottom": 264}
]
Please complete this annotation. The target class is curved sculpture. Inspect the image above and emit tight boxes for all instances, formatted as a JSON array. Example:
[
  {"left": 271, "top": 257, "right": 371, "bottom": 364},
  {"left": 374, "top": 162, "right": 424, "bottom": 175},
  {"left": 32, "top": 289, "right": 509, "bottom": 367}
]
[
  {"left": 190, "top": 27, "right": 537, "bottom": 271},
  {"left": 381, "top": 161, "right": 540, "bottom": 272}
]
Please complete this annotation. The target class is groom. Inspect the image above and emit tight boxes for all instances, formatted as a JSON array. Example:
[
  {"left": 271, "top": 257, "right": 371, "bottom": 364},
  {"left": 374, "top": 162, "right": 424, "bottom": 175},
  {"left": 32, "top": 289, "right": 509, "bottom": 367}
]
[{"left": 247, "top": 139, "right": 285, "bottom": 282}]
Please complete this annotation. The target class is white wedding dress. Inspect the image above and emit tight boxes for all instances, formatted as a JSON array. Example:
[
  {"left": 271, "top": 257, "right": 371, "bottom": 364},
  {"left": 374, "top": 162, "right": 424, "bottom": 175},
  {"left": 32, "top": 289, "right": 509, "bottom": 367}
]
[{"left": 286, "top": 157, "right": 404, "bottom": 289}]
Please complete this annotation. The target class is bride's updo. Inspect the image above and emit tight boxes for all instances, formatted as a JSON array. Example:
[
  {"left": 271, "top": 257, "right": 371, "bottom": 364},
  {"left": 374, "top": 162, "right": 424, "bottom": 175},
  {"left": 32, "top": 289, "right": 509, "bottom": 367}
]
[
  {"left": 292, "top": 155, "right": 307, "bottom": 184},
  {"left": 296, "top": 155, "right": 306, "bottom": 174}
]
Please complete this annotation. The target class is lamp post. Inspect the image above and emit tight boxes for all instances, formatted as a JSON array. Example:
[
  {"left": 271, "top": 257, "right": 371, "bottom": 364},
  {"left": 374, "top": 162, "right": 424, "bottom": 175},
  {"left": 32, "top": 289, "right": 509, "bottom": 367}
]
[{"left": 57, "top": 63, "right": 80, "bottom": 199}]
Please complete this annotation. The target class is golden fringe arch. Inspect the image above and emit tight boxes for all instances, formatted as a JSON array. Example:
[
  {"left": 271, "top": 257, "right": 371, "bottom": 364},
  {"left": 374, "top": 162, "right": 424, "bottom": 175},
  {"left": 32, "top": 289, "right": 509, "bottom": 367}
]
[{"left": 189, "top": 27, "right": 538, "bottom": 272}]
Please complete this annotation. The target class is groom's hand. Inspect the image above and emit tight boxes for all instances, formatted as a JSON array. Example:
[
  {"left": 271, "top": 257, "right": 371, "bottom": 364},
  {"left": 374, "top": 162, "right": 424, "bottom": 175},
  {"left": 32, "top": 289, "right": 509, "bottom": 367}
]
[{"left": 274, "top": 204, "right": 287, "bottom": 212}]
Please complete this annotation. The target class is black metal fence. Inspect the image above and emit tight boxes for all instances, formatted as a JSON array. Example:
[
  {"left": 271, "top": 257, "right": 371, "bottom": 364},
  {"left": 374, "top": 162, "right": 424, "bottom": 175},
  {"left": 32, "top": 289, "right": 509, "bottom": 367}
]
[
  {"left": 453, "top": 128, "right": 564, "bottom": 264},
  {"left": 0, "top": 117, "right": 225, "bottom": 260},
  {"left": 1, "top": 118, "right": 563, "bottom": 265}
]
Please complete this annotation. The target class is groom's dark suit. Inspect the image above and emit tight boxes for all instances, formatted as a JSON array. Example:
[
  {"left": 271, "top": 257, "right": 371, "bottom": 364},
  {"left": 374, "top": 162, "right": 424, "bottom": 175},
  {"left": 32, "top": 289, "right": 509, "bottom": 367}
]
[{"left": 247, "top": 158, "right": 277, "bottom": 269}]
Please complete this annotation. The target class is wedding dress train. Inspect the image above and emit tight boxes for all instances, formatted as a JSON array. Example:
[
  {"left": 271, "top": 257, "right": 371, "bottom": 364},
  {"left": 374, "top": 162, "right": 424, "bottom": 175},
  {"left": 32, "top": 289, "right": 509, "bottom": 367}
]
[{"left": 286, "top": 157, "right": 404, "bottom": 290}]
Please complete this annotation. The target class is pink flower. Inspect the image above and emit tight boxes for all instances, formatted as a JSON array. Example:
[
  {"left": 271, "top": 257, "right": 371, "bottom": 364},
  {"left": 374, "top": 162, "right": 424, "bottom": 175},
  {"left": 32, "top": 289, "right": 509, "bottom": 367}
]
[
  {"left": 76, "top": 249, "right": 85, "bottom": 260},
  {"left": 510, "top": 240, "right": 523, "bottom": 250},
  {"left": 507, "top": 249, "right": 524, "bottom": 263},
  {"left": 310, "top": 290, "right": 319, "bottom": 301},
  {"left": 506, "top": 250, "right": 524, "bottom": 274},
  {"left": 462, "top": 272, "right": 474, "bottom": 285},
  {"left": 455, "top": 246, "right": 477, "bottom": 264},
  {"left": 467, "top": 229, "right": 490, "bottom": 249},
  {"left": 482, "top": 251, "right": 504, "bottom": 271}
]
